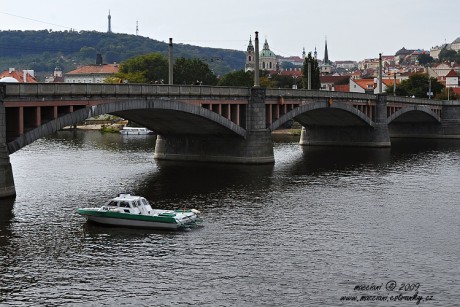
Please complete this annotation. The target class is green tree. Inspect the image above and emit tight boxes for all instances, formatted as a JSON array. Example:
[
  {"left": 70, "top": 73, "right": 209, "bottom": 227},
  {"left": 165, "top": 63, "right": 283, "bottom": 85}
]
[
  {"left": 173, "top": 57, "right": 218, "bottom": 85},
  {"left": 302, "top": 52, "right": 320, "bottom": 89},
  {"left": 439, "top": 48, "right": 458, "bottom": 63},
  {"left": 77, "top": 46, "right": 97, "bottom": 60},
  {"left": 104, "top": 76, "right": 123, "bottom": 84},
  {"left": 394, "top": 73, "right": 444, "bottom": 98},
  {"left": 217, "top": 70, "right": 253, "bottom": 87},
  {"left": 260, "top": 76, "right": 275, "bottom": 88},
  {"left": 436, "top": 87, "right": 458, "bottom": 100},
  {"left": 270, "top": 74, "right": 300, "bottom": 89},
  {"left": 117, "top": 53, "right": 168, "bottom": 83},
  {"left": 417, "top": 53, "right": 434, "bottom": 66}
]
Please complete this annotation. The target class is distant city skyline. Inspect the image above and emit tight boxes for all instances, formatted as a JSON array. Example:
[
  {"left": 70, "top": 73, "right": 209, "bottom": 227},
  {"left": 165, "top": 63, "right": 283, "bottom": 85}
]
[{"left": 1, "top": 0, "right": 459, "bottom": 61}]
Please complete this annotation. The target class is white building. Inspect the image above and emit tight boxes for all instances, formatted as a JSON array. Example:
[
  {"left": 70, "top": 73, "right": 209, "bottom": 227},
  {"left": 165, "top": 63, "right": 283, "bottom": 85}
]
[
  {"left": 445, "top": 69, "right": 459, "bottom": 88},
  {"left": 64, "top": 63, "right": 119, "bottom": 83},
  {"left": 451, "top": 37, "right": 460, "bottom": 52},
  {"left": 335, "top": 61, "right": 357, "bottom": 70}
]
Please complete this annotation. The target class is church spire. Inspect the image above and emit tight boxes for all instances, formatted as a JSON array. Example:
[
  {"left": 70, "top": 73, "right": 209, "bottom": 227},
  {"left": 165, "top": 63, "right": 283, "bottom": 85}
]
[
  {"left": 247, "top": 36, "right": 254, "bottom": 52},
  {"left": 263, "top": 38, "right": 270, "bottom": 51},
  {"left": 108, "top": 10, "right": 112, "bottom": 33},
  {"left": 323, "top": 38, "right": 329, "bottom": 64}
]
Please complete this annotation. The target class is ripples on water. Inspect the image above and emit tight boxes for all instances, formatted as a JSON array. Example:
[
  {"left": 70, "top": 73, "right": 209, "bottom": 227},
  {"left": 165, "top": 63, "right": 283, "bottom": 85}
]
[{"left": 1, "top": 131, "right": 459, "bottom": 306}]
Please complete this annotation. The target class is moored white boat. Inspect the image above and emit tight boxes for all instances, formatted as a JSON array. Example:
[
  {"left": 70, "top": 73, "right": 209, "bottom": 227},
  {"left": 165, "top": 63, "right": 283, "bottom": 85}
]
[
  {"left": 77, "top": 193, "right": 202, "bottom": 230},
  {"left": 120, "top": 127, "right": 154, "bottom": 135}
]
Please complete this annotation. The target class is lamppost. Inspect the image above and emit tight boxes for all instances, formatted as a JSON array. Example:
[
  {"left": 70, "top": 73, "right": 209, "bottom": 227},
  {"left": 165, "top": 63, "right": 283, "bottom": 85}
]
[
  {"left": 168, "top": 38, "right": 173, "bottom": 85},
  {"left": 393, "top": 72, "right": 397, "bottom": 96},
  {"left": 428, "top": 77, "right": 432, "bottom": 100},
  {"left": 378, "top": 53, "right": 383, "bottom": 94}
]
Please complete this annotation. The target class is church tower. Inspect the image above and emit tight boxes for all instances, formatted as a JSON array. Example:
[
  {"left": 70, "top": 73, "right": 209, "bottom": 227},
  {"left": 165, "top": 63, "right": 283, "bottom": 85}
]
[
  {"left": 323, "top": 39, "right": 329, "bottom": 64},
  {"left": 245, "top": 36, "right": 255, "bottom": 72},
  {"left": 108, "top": 10, "right": 112, "bottom": 33},
  {"left": 260, "top": 38, "right": 277, "bottom": 71},
  {"left": 320, "top": 38, "right": 333, "bottom": 75}
]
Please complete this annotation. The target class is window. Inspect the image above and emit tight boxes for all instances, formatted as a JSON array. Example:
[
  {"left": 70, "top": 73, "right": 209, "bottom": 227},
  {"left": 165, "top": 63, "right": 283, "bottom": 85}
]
[
  {"left": 107, "top": 201, "right": 117, "bottom": 207},
  {"left": 120, "top": 202, "right": 130, "bottom": 208}
]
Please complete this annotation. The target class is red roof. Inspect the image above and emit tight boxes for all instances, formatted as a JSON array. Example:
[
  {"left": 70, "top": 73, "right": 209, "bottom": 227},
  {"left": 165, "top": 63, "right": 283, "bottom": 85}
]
[
  {"left": 335, "top": 84, "right": 349, "bottom": 92},
  {"left": 382, "top": 79, "right": 401, "bottom": 86},
  {"left": 0, "top": 70, "right": 37, "bottom": 83},
  {"left": 353, "top": 79, "right": 375, "bottom": 90},
  {"left": 66, "top": 64, "right": 119, "bottom": 75},
  {"left": 446, "top": 69, "right": 459, "bottom": 78}
]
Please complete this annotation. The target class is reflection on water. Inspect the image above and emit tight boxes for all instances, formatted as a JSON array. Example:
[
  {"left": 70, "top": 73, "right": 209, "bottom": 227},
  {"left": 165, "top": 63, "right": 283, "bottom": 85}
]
[
  {"left": 0, "top": 197, "right": 14, "bottom": 249},
  {"left": 299, "top": 146, "right": 391, "bottom": 172},
  {"left": 137, "top": 161, "right": 274, "bottom": 204},
  {"left": 1, "top": 131, "right": 459, "bottom": 306}
]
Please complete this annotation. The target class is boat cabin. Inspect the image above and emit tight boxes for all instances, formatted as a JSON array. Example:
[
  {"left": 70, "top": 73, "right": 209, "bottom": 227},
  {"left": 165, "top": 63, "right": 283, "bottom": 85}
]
[
  {"left": 104, "top": 194, "right": 153, "bottom": 214},
  {"left": 120, "top": 127, "right": 153, "bottom": 135}
]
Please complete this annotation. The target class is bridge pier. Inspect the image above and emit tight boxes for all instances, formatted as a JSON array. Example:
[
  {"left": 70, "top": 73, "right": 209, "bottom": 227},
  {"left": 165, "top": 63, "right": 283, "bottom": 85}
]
[
  {"left": 441, "top": 104, "right": 460, "bottom": 138},
  {"left": 299, "top": 94, "right": 391, "bottom": 147},
  {"left": 0, "top": 98, "right": 16, "bottom": 198},
  {"left": 154, "top": 87, "right": 274, "bottom": 164}
]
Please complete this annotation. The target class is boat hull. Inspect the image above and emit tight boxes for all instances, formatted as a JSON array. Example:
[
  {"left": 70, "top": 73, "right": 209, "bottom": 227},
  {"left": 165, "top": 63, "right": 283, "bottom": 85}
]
[
  {"left": 77, "top": 208, "right": 200, "bottom": 230},
  {"left": 85, "top": 215, "right": 180, "bottom": 229}
]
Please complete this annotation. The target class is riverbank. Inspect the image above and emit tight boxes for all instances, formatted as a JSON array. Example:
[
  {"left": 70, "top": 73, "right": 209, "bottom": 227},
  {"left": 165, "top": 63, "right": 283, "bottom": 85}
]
[{"left": 63, "top": 124, "right": 302, "bottom": 136}]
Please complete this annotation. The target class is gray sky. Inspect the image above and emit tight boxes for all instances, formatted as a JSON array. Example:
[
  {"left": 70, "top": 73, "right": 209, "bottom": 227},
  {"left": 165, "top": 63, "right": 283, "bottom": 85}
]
[{"left": 1, "top": 0, "right": 459, "bottom": 61}]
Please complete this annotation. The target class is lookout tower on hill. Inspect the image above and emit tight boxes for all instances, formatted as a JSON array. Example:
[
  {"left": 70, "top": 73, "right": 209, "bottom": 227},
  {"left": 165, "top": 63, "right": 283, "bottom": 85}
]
[{"left": 108, "top": 10, "right": 112, "bottom": 33}]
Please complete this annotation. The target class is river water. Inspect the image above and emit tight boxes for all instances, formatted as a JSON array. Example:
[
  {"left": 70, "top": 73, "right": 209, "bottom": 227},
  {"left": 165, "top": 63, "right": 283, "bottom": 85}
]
[{"left": 0, "top": 130, "right": 459, "bottom": 306}]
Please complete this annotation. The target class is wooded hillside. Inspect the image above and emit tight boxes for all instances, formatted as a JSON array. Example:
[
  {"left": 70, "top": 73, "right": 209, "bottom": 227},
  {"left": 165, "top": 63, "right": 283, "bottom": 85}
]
[{"left": 0, "top": 30, "right": 245, "bottom": 78}]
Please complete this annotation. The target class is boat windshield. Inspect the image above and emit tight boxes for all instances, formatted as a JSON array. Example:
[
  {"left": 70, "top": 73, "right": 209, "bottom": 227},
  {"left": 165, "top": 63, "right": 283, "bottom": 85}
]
[
  {"left": 107, "top": 201, "right": 118, "bottom": 207},
  {"left": 119, "top": 201, "right": 131, "bottom": 208}
]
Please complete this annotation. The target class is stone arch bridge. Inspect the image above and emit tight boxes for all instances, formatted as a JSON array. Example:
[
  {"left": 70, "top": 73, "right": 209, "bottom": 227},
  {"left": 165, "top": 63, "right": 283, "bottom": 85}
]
[{"left": 1, "top": 83, "right": 459, "bottom": 197}]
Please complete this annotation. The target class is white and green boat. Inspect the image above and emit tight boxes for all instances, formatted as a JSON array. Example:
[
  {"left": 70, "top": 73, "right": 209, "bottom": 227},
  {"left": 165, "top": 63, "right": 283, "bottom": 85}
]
[{"left": 77, "top": 193, "right": 202, "bottom": 230}]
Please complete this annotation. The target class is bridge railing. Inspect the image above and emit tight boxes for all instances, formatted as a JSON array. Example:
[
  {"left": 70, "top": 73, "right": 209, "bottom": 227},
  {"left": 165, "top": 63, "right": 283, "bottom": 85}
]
[
  {"left": 2, "top": 83, "right": 251, "bottom": 99},
  {"left": 268, "top": 89, "right": 452, "bottom": 106},
  {"left": 266, "top": 89, "right": 376, "bottom": 101},
  {"left": 3, "top": 83, "right": 455, "bottom": 106},
  {"left": 385, "top": 95, "right": 448, "bottom": 106}
]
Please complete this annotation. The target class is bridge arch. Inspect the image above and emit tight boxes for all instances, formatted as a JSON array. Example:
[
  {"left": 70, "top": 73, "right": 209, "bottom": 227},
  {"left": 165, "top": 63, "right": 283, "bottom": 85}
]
[
  {"left": 387, "top": 105, "right": 441, "bottom": 124},
  {"left": 270, "top": 101, "right": 374, "bottom": 131},
  {"left": 7, "top": 98, "right": 246, "bottom": 154}
]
